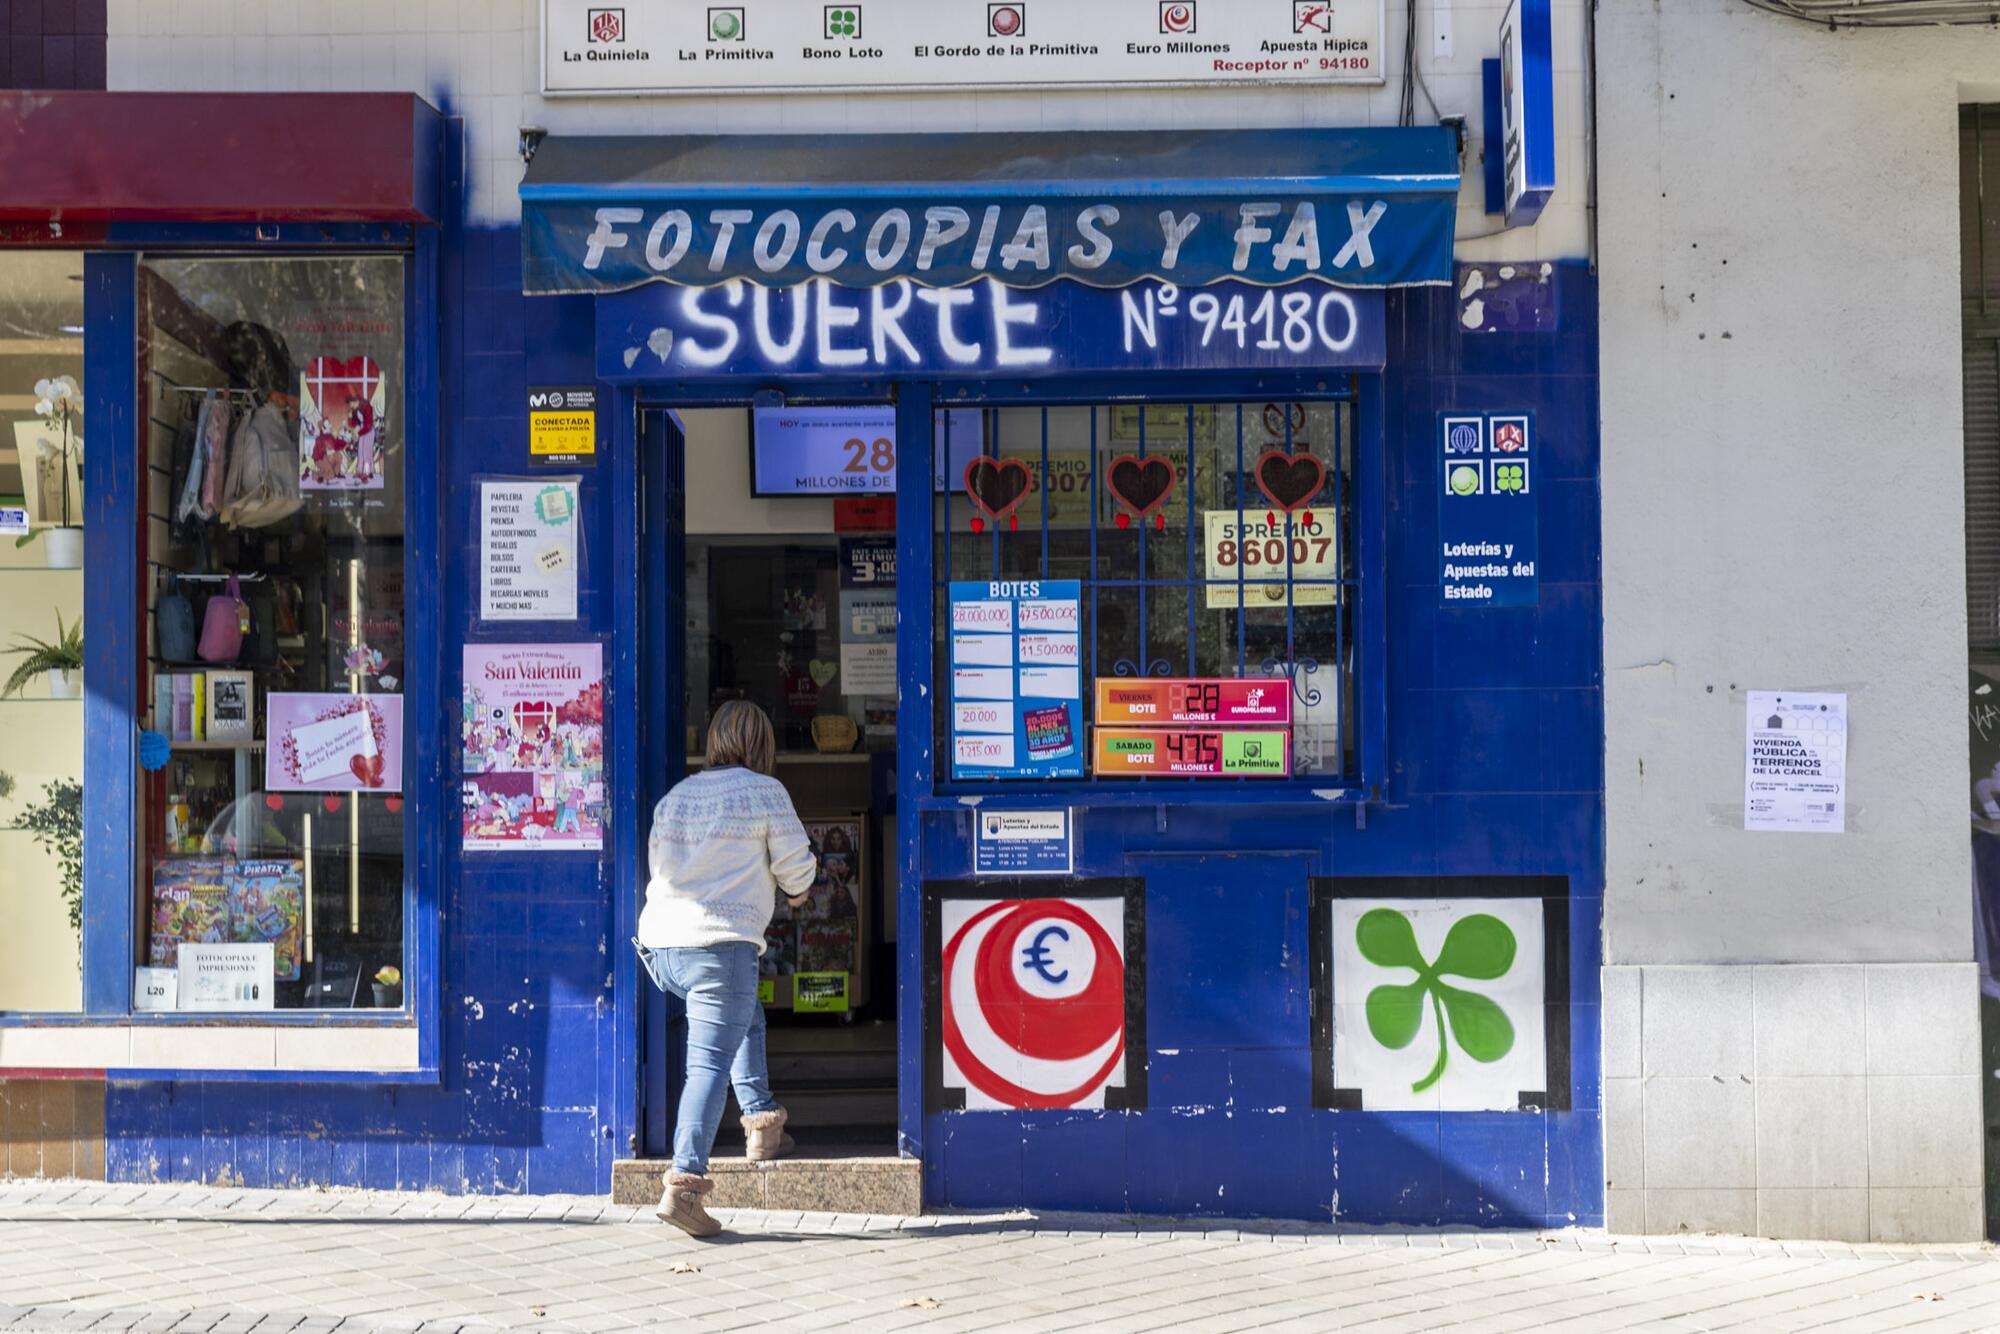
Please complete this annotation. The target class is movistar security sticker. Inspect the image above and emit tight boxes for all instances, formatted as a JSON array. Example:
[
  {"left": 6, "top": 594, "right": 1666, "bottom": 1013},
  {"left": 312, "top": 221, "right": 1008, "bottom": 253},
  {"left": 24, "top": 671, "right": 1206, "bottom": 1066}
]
[{"left": 528, "top": 384, "right": 597, "bottom": 464}]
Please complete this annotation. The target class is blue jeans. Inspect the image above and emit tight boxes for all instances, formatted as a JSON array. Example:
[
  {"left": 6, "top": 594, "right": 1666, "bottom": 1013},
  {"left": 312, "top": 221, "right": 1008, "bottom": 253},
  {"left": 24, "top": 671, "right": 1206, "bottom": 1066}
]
[{"left": 637, "top": 940, "right": 777, "bottom": 1176}]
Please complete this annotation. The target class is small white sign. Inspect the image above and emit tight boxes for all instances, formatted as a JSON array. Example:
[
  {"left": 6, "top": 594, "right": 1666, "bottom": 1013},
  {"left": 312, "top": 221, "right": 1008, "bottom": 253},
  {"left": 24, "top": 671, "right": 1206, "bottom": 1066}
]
[
  {"left": 0, "top": 505, "right": 28, "bottom": 536},
  {"left": 955, "top": 733, "right": 1018, "bottom": 769},
  {"left": 1018, "top": 666, "right": 1080, "bottom": 699},
  {"left": 1018, "top": 633, "right": 1079, "bottom": 665},
  {"left": 289, "top": 707, "right": 378, "bottom": 785},
  {"left": 1745, "top": 691, "right": 1847, "bottom": 833},
  {"left": 974, "top": 809, "right": 1075, "bottom": 875},
  {"left": 954, "top": 700, "right": 1015, "bottom": 735},
  {"left": 1019, "top": 600, "right": 1081, "bottom": 634},
  {"left": 839, "top": 641, "right": 897, "bottom": 695},
  {"left": 177, "top": 943, "right": 276, "bottom": 1012},
  {"left": 952, "top": 632, "right": 1014, "bottom": 668},
  {"left": 951, "top": 600, "right": 1014, "bottom": 633},
  {"left": 954, "top": 666, "right": 1015, "bottom": 700},
  {"left": 134, "top": 966, "right": 179, "bottom": 1012},
  {"left": 481, "top": 480, "right": 580, "bottom": 622}
]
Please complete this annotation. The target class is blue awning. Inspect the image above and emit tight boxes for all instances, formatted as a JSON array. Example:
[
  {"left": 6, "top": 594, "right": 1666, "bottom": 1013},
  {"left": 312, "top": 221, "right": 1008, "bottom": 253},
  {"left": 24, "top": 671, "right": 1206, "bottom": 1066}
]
[{"left": 520, "top": 128, "right": 1460, "bottom": 295}]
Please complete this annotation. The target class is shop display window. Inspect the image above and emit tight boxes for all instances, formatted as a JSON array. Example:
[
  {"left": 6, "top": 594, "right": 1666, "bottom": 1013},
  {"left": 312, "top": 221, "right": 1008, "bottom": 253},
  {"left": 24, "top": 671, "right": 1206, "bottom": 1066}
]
[
  {"left": 135, "top": 255, "right": 408, "bottom": 1014},
  {"left": 934, "top": 400, "right": 1357, "bottom": 782},
  {"left": 0, "top": 253, "right": 87, "bottom": 1013}
]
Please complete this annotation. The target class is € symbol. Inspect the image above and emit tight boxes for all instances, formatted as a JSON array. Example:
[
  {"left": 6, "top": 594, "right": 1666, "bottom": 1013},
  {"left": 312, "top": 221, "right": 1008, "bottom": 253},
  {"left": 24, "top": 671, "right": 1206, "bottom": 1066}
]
[{"left": 1021, "top": 925, "right": 1070, "bottom": 985}]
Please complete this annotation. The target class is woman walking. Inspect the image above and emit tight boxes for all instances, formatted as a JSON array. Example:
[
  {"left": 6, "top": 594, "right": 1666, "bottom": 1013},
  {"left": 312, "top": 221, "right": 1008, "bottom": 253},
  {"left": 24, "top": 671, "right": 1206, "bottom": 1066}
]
[{"left": 636, "top": 700, "right": 817, "bottom": 1237}]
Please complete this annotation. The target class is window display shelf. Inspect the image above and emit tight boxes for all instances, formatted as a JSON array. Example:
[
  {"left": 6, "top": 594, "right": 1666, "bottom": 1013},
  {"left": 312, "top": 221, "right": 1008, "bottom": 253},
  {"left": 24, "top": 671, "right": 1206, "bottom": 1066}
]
[
  {"left": 167, "top": 739, "right": 266, "bottom": 752},
  {"left": 0, "top": 696, "right": 81, "bottom": 704}
]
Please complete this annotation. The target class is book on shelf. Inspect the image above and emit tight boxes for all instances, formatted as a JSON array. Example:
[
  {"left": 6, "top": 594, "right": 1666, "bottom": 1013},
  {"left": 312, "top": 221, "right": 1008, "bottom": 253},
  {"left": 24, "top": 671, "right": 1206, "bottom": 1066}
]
[
  {"left": 191, "top": 673, "right": 206, "bottom": 742},
  {"left": 153, "top": 674, "right": 173, "bottom": 736},
  {"left": 205, "top": 670, "right": 254, "bottom": 744},
  {"left": 171, "top": 674, "right": 193, "bottom": 742}
]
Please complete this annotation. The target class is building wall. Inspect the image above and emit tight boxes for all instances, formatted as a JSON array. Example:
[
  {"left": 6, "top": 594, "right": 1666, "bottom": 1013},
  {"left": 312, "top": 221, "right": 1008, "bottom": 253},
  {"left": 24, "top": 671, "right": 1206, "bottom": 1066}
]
[
  {"left": 104, "top": 0, "right": 1592, "bottom": 256},
  {"left": 71, "top": 0, "right": 1608, "bottom": 1211},
  {"left": 1597, "top": 1, "right": 1988, "bottom": 1241}
]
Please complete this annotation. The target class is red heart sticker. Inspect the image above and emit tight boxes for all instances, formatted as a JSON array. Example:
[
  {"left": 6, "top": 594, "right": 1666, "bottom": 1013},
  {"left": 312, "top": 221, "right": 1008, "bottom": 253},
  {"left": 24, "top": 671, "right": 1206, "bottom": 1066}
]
[
  {"left": 322, "top": 795, "right": 343, "bottom": 814},
  {"left": 1107, "top": 455, "right": 1177, "bottom": 518},
  {"left": 349, "top": 751, "right": 386, "bottom": 789},
  {"left": 264, "top": 794, "right": 285, "bottom": 812},
  {"left": 1254, "top": 449, "right": 1326, "bottom": 514},
  {"left": 384, "top": 796, "right": 404, "bottom": 814},
  {"left": 963, "top": 457, "right": 1033, "bottom": 532}
]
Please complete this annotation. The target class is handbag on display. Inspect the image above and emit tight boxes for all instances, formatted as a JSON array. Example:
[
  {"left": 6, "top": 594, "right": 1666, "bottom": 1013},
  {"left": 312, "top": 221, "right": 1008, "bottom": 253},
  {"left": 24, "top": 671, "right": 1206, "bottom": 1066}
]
[
  {"left": 156, "top": 574, "right": 197, "bottom": 664},
  {"left": 196, "top": 574, "right": 249, "bottom": 664},
  {"left": 218, "top": 402, "right": 304, "bottom": 529}
]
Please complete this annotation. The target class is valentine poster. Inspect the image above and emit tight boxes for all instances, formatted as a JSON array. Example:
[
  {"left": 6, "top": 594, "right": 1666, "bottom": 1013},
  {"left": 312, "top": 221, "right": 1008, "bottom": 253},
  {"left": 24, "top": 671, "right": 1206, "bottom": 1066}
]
[
  {"left": 300, "top": 355, "right": 388, "bottom": 490},
  {"left": 461, "top": 643, "right": 606, "bottom": 852},
  {"left": 263, "top": 693, "right": 404, "bottom": 793}
]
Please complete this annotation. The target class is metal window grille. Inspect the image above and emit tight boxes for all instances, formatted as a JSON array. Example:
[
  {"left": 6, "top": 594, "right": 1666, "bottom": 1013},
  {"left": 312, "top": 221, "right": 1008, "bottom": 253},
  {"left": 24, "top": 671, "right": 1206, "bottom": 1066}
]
[{"left": 932, "top": 397, "right": 1360, "bottom": 785}]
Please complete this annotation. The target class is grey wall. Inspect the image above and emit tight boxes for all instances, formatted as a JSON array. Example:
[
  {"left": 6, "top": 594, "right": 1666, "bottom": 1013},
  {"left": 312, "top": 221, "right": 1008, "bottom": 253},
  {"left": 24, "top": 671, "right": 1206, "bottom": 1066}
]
[{"left": 1598, "top": 1, "right": 1977, "bottom": 966}]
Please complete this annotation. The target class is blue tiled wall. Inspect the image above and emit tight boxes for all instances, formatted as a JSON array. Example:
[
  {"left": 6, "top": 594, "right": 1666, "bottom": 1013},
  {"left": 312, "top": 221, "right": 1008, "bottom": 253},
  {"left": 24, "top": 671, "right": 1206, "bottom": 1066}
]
[
  {"left": 107, "top": 235, "right": 1602, "bottom": 1219},
  {"left": 917, "top": 266, "right": 1604, "bottom": 1226},
  {"left": 106, "top": 227, "right": 620, "bottom": 1195}
]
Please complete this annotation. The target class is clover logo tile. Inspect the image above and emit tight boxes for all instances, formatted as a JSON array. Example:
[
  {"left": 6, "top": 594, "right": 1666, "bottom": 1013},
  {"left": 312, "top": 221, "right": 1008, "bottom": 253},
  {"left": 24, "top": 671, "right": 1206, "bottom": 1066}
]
[{"left": 1330, "top": 897, "right": 1547, "bottom": 1111}]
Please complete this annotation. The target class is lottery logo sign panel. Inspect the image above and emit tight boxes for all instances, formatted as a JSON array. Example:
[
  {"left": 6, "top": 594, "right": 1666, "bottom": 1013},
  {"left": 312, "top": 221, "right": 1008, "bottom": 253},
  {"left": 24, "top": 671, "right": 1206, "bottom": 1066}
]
[{"left": 926, "top": 881, "right": 1146, "bottom": 1112}]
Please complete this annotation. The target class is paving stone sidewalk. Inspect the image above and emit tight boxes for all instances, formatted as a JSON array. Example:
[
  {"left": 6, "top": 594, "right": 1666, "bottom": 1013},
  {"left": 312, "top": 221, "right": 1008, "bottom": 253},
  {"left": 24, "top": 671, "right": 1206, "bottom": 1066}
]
[{"left": 2, "top": 1181, "right": 1999, "bottom": 1333}]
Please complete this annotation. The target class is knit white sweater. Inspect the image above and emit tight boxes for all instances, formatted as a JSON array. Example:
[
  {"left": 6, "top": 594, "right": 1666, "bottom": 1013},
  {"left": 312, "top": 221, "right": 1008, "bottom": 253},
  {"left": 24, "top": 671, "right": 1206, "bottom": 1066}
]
[{"left": 637, "top": 766, "right": 819, "bottom": 953}]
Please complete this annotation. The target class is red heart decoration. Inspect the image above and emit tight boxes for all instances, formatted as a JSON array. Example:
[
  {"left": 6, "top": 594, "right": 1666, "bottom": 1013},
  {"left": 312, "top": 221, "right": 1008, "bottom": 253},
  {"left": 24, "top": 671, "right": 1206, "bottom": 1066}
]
[
  {"left": 964, "top": 458, "right": 1033, "bottom": 526},
  {"left": 264, "top": 794, "right": 285, "bottom": 812},
  {"left": 1255, "top": 450, "right": 1326, "bottom": 514},
  {"left": 1107, "top": 455, "right": 1177, "bottom": 518},
  {"left": 322, "top": 795, "right": 343, "bottom": 814},
  {"left": 349, "top": 751, "right": 386, "bottom": 789},
  {"left": 384, "top": 796, "right": 404, "bottom": 814}
]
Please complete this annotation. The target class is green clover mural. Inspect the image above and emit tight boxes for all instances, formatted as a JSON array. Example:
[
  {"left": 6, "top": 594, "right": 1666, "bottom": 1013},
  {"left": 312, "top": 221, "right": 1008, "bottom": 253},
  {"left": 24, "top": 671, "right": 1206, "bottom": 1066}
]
[{"left": 1357, "top": 908, "right": 1518, "bottom": 1094}]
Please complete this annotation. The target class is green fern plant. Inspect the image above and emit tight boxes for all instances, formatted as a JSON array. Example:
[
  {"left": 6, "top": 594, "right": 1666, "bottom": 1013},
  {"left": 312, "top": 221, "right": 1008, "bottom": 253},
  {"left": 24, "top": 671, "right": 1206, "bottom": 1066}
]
[{"left": 2, "top": 611, "right": 84, "bottom": 697}]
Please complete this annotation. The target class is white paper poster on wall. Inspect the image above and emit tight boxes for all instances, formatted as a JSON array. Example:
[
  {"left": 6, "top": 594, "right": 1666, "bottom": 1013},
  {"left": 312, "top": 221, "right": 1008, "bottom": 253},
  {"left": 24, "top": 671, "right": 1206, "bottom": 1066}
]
[
  {"left": 1744, "top": 691, "right": 1846, "bottom": 833},
  {"left": 481, "top": 479, "right": 579, "bottom": 622},
  {"left": 177, "top": 942, "right": 276, "bottom": 1012}
]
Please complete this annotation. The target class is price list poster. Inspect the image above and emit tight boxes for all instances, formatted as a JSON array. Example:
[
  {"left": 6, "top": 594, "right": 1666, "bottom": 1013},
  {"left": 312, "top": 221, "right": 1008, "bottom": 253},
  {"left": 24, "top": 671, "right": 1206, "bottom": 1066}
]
[{"left": 948, "top": 581, "right": 1084, "bottom": 780}]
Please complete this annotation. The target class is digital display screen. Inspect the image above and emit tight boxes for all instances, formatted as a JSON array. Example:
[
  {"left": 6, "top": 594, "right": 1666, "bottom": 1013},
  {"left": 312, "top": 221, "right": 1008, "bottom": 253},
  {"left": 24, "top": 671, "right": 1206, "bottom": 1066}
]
[{"left": 749, "top": 406, "right": 984, "bottom": 496}]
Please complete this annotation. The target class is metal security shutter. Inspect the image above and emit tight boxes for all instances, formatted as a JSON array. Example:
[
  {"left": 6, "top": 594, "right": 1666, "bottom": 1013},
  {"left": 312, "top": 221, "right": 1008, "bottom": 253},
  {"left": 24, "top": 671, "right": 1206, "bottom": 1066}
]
[{"left": 1963, "top": 108, "right": 2000, "bottom": 651}]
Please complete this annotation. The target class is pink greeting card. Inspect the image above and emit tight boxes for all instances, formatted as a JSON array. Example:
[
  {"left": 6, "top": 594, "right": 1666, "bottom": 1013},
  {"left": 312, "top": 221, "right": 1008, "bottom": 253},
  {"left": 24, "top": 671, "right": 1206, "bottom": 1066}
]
[{"left": 264, "top": 692, "right": 404, "bottom": 793}]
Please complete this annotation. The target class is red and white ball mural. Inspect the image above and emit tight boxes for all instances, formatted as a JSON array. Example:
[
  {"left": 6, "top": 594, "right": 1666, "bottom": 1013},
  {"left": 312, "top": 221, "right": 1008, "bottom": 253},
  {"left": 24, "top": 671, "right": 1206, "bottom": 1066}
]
[{"left": 936, "top": 895, "right": 1138, "bottom": 1110}]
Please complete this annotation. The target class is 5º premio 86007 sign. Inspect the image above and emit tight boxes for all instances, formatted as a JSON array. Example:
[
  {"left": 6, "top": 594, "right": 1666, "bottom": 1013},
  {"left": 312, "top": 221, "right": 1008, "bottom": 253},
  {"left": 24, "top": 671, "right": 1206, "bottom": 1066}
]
[{"left": 543, "top": 1, "right": 1385, "bottom": 95}]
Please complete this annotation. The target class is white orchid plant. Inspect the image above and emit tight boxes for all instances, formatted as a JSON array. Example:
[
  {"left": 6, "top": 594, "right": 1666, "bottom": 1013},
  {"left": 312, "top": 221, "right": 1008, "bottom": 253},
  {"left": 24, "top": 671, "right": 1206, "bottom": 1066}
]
[{"left": 30, "top": 374, "right": 81, "bottom": 530}]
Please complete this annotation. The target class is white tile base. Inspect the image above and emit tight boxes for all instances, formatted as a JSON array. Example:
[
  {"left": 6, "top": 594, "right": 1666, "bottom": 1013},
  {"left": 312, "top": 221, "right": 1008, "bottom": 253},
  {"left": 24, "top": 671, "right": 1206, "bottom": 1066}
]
[{"left": 1603, "top": 962, "right": 1985, "bottom": 1242}]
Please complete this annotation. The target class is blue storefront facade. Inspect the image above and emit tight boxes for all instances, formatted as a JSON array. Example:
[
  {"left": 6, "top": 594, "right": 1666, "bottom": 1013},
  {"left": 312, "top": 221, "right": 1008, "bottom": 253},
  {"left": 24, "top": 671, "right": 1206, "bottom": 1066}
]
[{"left": 0, "top": 92, "right": 1602, "bottom": 1227}]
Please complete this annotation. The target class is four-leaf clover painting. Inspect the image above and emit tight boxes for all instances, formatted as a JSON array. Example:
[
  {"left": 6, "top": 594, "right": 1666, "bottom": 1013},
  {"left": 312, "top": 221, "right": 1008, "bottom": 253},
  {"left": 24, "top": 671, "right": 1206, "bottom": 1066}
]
[{"left": 1357, "top": 907, "right": 1518, "bottom": 1094}]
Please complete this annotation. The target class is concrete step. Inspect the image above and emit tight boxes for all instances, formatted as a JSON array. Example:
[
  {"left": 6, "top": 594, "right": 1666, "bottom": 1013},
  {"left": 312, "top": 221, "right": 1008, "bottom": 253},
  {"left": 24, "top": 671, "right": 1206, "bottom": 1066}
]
[{"left": 613, "top": 1149, "right": 921, "bottom": 1214}]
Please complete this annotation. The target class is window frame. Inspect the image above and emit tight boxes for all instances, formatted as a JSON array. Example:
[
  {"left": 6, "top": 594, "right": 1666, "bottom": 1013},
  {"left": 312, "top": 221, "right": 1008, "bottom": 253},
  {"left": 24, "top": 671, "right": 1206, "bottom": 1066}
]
[
  {"left": 929, "top": 394, "right": 1366, "bottom": 793},
  {"left": 0, "top": 225, "right": 441, "bottom": 1085}
]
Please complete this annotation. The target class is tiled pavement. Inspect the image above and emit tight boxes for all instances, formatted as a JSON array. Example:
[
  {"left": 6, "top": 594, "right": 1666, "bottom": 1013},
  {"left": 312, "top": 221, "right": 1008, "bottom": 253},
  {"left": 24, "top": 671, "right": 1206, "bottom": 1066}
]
[{"left": 2, "top": 1182, "right": 1999, "bottom": 1332}]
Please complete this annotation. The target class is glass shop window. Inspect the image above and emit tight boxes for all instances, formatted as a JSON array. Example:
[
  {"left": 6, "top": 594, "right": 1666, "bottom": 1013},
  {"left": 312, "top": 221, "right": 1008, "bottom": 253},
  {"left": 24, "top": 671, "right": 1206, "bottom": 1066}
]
[
  {"left": 0, "top": 252, "right": 87, "bottom": 1013},
  {"left": 136, "top": 255, "right": 408, "bottom": 1014},
  {"left": 934, "top": 400, "right": 1356, "bottom": 783}
]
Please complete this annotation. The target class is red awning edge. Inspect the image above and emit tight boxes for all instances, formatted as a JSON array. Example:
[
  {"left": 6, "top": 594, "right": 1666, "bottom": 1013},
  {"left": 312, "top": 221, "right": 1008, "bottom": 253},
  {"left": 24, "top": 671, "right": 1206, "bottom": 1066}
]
[{"left": 0, "top": 92, "right": 444, "bottom": 224}]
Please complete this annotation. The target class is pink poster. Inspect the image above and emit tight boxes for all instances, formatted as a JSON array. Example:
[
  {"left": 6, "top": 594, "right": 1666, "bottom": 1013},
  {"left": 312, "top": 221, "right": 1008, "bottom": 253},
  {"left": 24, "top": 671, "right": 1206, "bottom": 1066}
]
[
  {"left": 263, "top": 692, "right": 404, "bottom": 793},
  {"left": 461, "top": 643, "right": 605, "bottom": 852}
]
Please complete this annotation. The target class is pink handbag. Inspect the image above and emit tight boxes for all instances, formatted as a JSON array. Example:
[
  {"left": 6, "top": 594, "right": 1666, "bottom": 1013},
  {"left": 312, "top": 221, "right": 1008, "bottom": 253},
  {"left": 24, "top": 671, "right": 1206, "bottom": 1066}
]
[{"left": 196, "top": 575, "right": 248, "bottom": 663}]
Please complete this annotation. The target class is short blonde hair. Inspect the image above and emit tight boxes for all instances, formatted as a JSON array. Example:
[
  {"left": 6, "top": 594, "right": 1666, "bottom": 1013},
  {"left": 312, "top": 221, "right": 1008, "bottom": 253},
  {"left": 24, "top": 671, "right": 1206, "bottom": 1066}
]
[{"left": 706, "top": 699, "right": 777, "bottom": 776}]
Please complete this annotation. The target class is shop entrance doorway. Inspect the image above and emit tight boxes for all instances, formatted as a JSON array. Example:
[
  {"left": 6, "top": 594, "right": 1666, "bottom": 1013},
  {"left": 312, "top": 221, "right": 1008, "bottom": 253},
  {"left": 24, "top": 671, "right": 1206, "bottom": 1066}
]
[{"left": 637, "top": 405, "right": 900, "bottom": 1160}]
